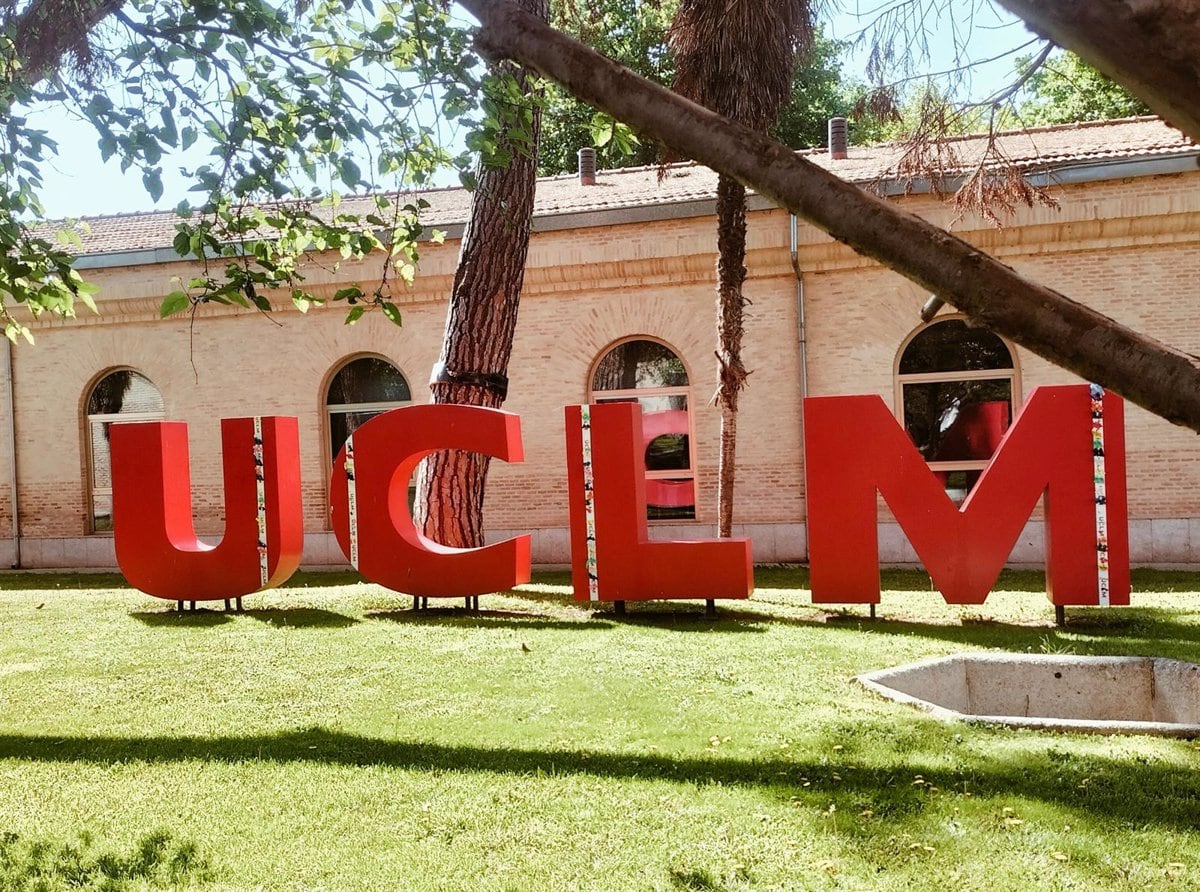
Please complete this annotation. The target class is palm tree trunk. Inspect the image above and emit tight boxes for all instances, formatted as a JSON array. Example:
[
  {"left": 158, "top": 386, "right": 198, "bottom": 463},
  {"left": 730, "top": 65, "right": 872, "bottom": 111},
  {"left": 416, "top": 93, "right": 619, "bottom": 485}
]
[
  {"left": 715, "top": 173, "right": 749, "bottom": 538},
  {"left": 414, "top": 0, "right": 548, "bottom": 549}
]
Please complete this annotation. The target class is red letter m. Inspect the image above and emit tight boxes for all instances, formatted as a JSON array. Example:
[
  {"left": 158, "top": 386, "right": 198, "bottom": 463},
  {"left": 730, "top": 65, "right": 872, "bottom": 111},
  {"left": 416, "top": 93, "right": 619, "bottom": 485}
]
[{"left": 804, "top": 385, "right": 1128, "bottom": 606}]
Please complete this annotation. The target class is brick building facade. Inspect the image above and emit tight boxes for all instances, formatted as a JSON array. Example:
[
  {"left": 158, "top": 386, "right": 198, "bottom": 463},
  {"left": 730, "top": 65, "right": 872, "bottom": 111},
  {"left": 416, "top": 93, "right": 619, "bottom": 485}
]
[{"left": 2, "top": 117, "right": 1199, "bottom": 570}]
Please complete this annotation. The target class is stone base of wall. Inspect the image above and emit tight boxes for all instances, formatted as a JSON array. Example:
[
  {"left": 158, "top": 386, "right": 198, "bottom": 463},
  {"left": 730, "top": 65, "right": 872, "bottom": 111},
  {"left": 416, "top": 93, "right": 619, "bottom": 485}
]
[{"left": 7, "top": 518, "right": 1199, "bottom": 571}]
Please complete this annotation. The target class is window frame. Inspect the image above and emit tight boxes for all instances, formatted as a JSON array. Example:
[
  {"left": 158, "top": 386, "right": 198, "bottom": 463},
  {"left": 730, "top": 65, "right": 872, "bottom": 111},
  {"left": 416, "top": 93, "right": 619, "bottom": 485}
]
[
  {"left": 587, "top": 335, "right": 699, "bottom": 522},
  {"left": 83, "top": 368, "right": 165, "bottom": 534},
  {"left": 322, "top": 354, "right": 413, "bottom": 522},
  {"left": 893, "top": 315, "right": 1022, "bottom": 483}
]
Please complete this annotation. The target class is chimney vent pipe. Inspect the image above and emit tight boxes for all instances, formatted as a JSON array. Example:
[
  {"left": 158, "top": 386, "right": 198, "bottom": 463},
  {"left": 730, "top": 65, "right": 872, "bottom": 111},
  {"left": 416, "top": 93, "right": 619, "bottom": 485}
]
[
  {"left": 828, "top": 117, "right": 849, "bottom": 160},
  {"left": 578, "top": 147, "right": 597, "bottom": 186}
]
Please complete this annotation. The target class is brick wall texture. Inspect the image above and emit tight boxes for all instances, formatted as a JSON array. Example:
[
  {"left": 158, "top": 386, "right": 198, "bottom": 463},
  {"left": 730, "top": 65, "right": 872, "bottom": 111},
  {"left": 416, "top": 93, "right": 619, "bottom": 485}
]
[{"left": 3, "top": 168, "right": 1199, "bottom": 567}]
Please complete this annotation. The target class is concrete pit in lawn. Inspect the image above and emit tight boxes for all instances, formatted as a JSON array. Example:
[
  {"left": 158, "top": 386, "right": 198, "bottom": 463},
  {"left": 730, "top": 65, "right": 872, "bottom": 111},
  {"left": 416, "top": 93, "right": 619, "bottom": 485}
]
[{"left": 856, "top": 654, "right": 1200, "bottom": 737}]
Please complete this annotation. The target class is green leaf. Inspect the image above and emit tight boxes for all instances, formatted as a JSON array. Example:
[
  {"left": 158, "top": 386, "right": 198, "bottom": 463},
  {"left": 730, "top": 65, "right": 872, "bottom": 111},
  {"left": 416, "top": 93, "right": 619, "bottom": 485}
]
[
  {"left": 143, "top": 170, "right": 164, "bottom": 203},
  {"left": 589, "top": 113, "right": 615, "bottom": 148},
  {"left": 160, "top": 291, "right": 191, "bottom": 317},
  {"left": 381, "top": 301, "right": 402, "bottom": 326},
  {"left": 160, "top": 106, "right": 178, "bottom": 146},
  {"left": 344, "top": 306, "right": 365, "bottom": 325},
  {"left": 333, "top": 286, "right": 364, "bottom": 302}
]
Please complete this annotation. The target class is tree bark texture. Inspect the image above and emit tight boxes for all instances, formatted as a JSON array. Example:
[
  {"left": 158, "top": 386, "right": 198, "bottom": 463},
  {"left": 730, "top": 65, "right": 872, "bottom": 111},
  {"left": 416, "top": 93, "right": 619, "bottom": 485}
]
[
  {"left": 995, "top": 0, "right": 1200, "bottom": 144},
  {"left": 5, "top": 0, "right": 125, "bottom": 86},
  {"left": 415, "top": 0, "right": 548, "bottom": 549},
  {"left": 461, "top": 0, "right": 1200, "bottom": 433},
  {"left": 669, "top": 1, "right": 808, "bottom": 540},
  {"left": 715, "top": 173, "right": 748, "bottom": 539}
]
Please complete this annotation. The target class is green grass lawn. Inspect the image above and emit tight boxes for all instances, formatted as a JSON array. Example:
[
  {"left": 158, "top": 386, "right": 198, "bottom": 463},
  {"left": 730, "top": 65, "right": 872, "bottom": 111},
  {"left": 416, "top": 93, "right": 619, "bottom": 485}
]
[{"left": 0, "top": 567, "right": 1198, "bottom": 890}]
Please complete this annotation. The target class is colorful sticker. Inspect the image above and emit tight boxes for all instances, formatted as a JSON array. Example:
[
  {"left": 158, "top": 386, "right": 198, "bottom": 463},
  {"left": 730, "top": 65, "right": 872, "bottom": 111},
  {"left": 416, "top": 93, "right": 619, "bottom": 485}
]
[
  {"left": 253, "top": 417, "right": 269, "bottom": 589},
  {"left": 345, "top": 434, "right": 359, "bottom": 571},
  {"left": 1090, "top": 384, "right": 1110, "bottom": 607},
  {"left": 580, "top": 407, "right": 599, "bottom": 601}
]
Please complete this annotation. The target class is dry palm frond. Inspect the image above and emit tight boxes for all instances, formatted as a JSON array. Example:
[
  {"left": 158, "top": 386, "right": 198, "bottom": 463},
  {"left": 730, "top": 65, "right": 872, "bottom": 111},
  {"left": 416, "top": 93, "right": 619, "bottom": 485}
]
[
  {"left": 887, "top": 89, "right": 965, "bottom": 198},
  {"left": 953, "top": 134, "right": 1059, "bottom": 228},
  {"left": 667, "top": 0, "right": 813, "bottom": 130},
  {"left": 4, "top": 0, "right": 124, "bottom": 86},
  {"left": 853, "top": 86, "right": 903, "bottom": 128}
]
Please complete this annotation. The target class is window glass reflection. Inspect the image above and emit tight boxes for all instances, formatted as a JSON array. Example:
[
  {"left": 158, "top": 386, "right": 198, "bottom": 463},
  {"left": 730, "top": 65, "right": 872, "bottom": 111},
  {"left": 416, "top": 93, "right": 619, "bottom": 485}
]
[
  {"left": 590, "top": 339, "right": 695, "bottom": 521},
  {"left": 86, "top": 370, "right": 164, "bottom": 532},
  {"left": 592, "top": 340, "right": 689, "bottom": 391},
  {"left": 899, "top": 319, "right": 1013, "bottom": 374},
  {"left": 326, "top": 357, "right": 411, "bottom": 457},
  {"left": 897, "top": 318, "right": 1017, "bottom": 505}
]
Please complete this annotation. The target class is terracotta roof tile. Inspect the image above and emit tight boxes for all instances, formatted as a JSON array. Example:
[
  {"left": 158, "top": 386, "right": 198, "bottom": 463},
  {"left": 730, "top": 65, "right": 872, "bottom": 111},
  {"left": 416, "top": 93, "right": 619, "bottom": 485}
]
[{"left": 52, "top": 116, "right": 1199, "bottom": 258}]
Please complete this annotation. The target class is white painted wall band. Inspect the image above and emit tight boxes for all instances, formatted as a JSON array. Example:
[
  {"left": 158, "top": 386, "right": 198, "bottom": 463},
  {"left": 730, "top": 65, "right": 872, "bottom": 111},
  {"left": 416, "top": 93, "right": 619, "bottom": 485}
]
[
  {"left": 1090, "top": 385, "right": 1110, "bottom": 607},
  {"left": 580, "top": 407, "right": 599, "bottom": 601},
  {"left": 345, "top": 434, "right": 360, "bottom": 570},
  {"left": 252, "top": 416, "right": 269, "bottom": 589}
]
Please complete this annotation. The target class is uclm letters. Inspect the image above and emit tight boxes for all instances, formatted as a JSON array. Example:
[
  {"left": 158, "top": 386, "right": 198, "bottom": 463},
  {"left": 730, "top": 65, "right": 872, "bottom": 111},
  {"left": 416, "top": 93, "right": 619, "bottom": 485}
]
[{"left": 109, "top": 384, "right": 1128, "bottom": 608}]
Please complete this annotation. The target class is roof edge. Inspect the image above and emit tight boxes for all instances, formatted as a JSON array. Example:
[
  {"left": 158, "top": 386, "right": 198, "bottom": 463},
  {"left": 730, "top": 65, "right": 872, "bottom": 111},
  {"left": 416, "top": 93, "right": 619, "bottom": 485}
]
[{"left": 72, "top": 149, "right": 1200, "bottom": 271}]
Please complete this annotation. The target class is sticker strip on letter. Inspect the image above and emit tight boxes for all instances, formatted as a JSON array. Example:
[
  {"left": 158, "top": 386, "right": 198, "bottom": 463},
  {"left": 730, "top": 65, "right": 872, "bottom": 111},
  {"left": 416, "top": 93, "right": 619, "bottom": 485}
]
[
  {"left": 580, "top": 406, "right": 599, "bottom": 601},
  {"left": 253, "top": 416, "right": 269, "bottom": 588},
  {"left": 345, "top": 434, "right": 360, "bottom": 571},
  {"left": 1090, "top": 384, "right": 1110, "bottom": 608}
]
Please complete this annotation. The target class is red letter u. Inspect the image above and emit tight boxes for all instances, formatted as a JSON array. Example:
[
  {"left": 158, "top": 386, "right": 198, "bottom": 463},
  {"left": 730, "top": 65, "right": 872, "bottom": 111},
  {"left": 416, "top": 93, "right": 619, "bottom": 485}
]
[{"left": 111, "top": 416, "right": 304, "bottom": 600}]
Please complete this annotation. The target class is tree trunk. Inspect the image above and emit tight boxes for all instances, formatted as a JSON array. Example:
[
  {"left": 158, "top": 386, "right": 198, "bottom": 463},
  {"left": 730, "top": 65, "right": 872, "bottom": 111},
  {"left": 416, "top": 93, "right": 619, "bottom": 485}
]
[
  {"left": 414, "top": 0, "right": 548, "bottom": 549},
  {"left": 995, "top": 0, "right": 1200, "bottom": 143},
  {"left": 715, "top": 173, "right": 748, "bottom": 539},
  {"left": 461, "top": 0, "right": 1200, "bottom": 433}
]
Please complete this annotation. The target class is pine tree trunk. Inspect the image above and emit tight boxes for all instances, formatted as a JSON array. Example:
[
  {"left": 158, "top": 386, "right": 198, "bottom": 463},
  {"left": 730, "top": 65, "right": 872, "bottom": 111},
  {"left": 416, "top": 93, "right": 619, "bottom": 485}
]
[
  {"left": 414, "top": 0, "right": 548, "bottom": 549},
  {"left": 715, "top": 173, "right": 749, "bottom": 539}
]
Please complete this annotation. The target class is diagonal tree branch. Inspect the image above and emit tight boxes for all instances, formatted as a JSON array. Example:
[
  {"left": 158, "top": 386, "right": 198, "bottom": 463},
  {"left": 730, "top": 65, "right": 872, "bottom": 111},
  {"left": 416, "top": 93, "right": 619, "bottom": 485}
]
[
  {"left": 457, "top": 0, "right": 1200, "bottom": 433},
  {"left": 995, "top": 0, "right": 1200, "bottom": 144}
]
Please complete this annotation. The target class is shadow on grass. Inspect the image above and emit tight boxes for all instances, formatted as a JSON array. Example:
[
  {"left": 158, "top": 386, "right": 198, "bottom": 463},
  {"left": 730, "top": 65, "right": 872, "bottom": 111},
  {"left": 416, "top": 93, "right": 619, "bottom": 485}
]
[
  {"left": 600, "top": 607, "right": 768, "bottom": 633},
  {"left": 245, "top": 608, "right": 359, "bottom": 629},
  {"left": 752, "top": 566, "right": 1200, "bottom": 596},
  {"left": 129, "top": 607, "right": 359, "bottom": 629},
  {"left": 669, "top": 866, "right": 729, "bottom": 891},
  {"left": 367, "top": 608, "right": 608, "bottom": 631},
  {"left": 129, "top": 610, "right": 234, "bottom": 628},
  {"left": 1, "top": 726, "right": 1197, "bottom": 832},
  {"left": 818, "top": 610, "right": 1200, "bottom": 657},
  {"left": 696, "top": 607, "right": 1200, "bottom": 662}
]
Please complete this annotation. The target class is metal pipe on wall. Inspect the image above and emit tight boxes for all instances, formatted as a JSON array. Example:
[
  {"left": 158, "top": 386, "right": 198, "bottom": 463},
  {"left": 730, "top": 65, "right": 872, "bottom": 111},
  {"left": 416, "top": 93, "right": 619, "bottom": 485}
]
[
  {"left": 790, "top": 213, "right": 809, "bottom": 564},
  {"left": 2, "top": 336, "right": 19, "bottom": 568},
  {"left": 790, "top": 213, "right": 808, "bottom": 400}
]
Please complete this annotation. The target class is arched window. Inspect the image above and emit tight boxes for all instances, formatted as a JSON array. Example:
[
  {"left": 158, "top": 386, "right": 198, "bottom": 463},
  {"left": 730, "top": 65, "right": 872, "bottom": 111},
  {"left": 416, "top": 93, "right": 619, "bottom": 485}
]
[
  {"left": 589, "top": 338, "right": 695, "bottom": 520},
  {"left": 896, "top": 317, "right": 1018, "bottom": 504},
  {"left": 86, "top": 369, "right": 164, "bottom": 532},
  {"left": 326, "top": 355, "right": 412, "bottom": 458}
]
